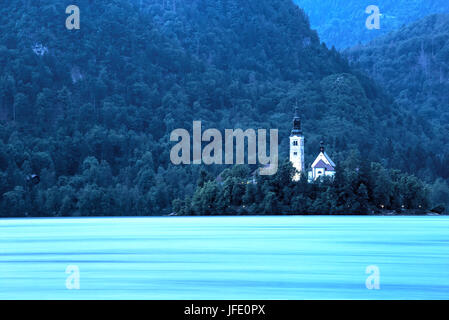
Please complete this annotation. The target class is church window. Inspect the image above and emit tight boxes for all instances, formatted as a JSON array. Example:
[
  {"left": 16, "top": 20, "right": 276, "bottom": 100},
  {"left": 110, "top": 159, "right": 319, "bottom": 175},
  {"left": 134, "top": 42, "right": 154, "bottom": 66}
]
[{"left": 293, "top": 141, "right": 298, "bottom": 146}]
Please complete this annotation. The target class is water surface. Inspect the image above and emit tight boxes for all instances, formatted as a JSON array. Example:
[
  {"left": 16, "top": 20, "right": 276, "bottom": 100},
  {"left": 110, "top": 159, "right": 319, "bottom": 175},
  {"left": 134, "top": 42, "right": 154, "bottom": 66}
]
[{"left": 0, "top": 216, "right": 448, "bottom": 299}]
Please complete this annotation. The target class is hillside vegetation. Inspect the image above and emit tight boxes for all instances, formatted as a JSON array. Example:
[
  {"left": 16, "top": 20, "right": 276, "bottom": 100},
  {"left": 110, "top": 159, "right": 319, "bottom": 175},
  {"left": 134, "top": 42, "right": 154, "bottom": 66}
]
[
  {"left": 0, "top": 0, "right": 445, "bottom": 216},
  {"left": 346, "top": 14, "right": 449, "bottom": 126},
  {"left": 294, "top": 0, "right": 449, "bottom": 49}
]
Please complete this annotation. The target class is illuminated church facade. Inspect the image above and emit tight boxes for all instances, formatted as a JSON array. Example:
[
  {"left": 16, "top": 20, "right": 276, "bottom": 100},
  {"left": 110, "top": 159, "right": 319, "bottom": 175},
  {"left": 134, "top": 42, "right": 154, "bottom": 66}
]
[{"left": 289, "top": 109, "right": 336, "bottom": 182}]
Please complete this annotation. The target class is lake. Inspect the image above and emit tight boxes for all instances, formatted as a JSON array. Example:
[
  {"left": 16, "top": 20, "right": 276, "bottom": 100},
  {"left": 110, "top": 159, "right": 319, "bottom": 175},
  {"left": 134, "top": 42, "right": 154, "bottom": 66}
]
[{"left": 0, "top": 216, "right": 448, "bottom": 299}]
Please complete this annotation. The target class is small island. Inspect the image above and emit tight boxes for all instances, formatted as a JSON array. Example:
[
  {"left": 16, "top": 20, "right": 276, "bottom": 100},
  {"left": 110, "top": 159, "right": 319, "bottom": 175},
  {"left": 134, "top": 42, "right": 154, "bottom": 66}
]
[{"left": 172, "top": 110, "right": 442, "bottom": 216}]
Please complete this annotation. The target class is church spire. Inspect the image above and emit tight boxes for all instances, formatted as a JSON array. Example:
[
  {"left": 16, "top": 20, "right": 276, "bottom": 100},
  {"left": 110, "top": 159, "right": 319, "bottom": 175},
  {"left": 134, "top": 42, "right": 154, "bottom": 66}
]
[
  {"left": 289, "top": 104, "right": 305, "bottom": 181},
  {"left": 291, "top": 106, "right": 302, "bottom": 136},
  {"left": 320, "top": 141, "right": 325, "bottom": 153}
]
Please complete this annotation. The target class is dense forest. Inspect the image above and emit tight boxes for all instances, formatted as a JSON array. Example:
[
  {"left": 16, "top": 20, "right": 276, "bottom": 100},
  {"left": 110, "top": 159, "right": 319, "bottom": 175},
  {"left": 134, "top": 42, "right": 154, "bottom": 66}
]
[
  {"left": 344, "top": 14, "right": 449, "bottom": 210},
  {"left": 0, "top": 0, "right": 447, "bottom": 217},
  {"left": 176, "top": 157, "right": 430, "bottom": 215},
  {"left": 346, "top": 14, "right": 449, "bottom": 131},
  {"left": 294, "top": 0, "right": 449, "bottom": 49}
]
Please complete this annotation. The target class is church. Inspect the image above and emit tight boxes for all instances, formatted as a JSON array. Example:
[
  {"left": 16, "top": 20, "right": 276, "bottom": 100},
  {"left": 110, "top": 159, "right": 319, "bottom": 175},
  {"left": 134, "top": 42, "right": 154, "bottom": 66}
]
[{"left": 289, "top": 108, "right": 336, "bottom": 182}]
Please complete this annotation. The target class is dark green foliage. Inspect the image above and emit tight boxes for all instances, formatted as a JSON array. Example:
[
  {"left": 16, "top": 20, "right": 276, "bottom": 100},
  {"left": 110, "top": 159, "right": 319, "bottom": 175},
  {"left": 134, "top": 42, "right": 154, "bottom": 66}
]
[
  {"left": 0, "top": 0, "right": 440, "bottom": 216},
  {"left": 429, "top": 179, "right": 449, "bottom": 212},
  {"left": 176, "top": 158, "right": 429, "bottom": 215},
  {"left": 345, "top": 14, "right": 449, "bottom": 184}
]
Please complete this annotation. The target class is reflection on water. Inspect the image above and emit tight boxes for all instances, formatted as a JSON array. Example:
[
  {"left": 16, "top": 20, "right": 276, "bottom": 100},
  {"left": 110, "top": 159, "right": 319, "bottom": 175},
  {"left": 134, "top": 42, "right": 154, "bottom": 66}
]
[{"left": 0, "top": 216, "right": 448, "bottom": 299}]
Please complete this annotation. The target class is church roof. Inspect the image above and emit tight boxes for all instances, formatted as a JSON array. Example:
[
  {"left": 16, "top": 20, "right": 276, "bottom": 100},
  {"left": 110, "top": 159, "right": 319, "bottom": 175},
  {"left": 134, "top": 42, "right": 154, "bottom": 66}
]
[
  {"left": 322, "top": 152, "right": 336, "bottom": 167},
  {"left": 313, "top": 159, "right": 335, "bottom": 171},
  {"left": 311, "top": 151, "right": 336, "bottom": 169}
]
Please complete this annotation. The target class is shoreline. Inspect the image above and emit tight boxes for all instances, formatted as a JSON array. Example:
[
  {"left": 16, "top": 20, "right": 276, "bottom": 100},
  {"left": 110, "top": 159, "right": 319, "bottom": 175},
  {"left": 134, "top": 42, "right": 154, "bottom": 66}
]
[{"left": 0, "top": 212, "right": 446, "bottom": 219}]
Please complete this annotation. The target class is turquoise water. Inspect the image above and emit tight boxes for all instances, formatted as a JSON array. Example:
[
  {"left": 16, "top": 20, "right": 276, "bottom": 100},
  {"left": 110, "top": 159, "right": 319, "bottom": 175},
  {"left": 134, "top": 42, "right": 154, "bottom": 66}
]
[{"left": 0, "top": 216, "right": 448, "bottom": 300}]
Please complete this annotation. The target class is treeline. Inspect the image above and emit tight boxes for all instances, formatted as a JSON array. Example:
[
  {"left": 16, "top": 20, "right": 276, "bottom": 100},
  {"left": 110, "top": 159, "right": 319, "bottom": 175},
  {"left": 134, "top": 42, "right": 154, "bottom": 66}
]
[{"left": 174, "top": 154, "right": 438, "bottom": 215}]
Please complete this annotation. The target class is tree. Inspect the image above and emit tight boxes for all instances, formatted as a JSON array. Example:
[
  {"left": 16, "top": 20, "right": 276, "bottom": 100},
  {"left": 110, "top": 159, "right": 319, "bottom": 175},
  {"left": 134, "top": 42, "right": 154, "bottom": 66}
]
[
  {"left": 2, "top": 186, "right": 27, "bottom": 217},
  {"left": 354, "top": 183, "right": 370, "bottom": 214},
  {"left": 430, "top": 178, "right": 449, "bottom": 209},
  {"left": 263, "top": 191, "right": 277, "bottom": 214}
]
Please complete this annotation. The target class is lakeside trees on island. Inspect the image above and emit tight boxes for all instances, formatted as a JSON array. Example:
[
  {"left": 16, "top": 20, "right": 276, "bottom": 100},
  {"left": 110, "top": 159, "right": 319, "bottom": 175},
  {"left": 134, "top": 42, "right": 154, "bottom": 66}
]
[{"left": 174, "top": 155, "right": 430, "bottom": 216}]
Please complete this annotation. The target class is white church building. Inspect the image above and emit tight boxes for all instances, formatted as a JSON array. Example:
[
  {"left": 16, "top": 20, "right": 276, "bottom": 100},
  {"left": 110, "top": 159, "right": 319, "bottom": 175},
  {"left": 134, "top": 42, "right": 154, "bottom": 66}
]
[
  {"left": 308, "top": 142, "right": 336, "bottom": 181},
  {"left": 289, "top": 108, "right": 336, "bottom": 181}
]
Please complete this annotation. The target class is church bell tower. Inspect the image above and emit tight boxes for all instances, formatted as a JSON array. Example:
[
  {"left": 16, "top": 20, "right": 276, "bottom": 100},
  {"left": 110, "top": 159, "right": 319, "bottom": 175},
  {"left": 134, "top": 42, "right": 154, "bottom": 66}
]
[{"left": 290, "top": 107, "right": 305, "bottom": 181}]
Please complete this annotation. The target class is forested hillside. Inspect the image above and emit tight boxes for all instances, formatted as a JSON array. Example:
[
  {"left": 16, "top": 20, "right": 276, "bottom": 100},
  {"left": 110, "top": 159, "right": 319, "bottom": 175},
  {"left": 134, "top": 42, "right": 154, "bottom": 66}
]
[
  {"left": 294, "top": 0, "right": 449, "bottom": 49},
  {"left": 346, "top": 14, "right": 449, "bottom": 128},
  {"left": 0, "top": 0, "right": 445, "bottom": 216},
  {"left": 344, "top": 14, "right": 449, "bottom": 209}
]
